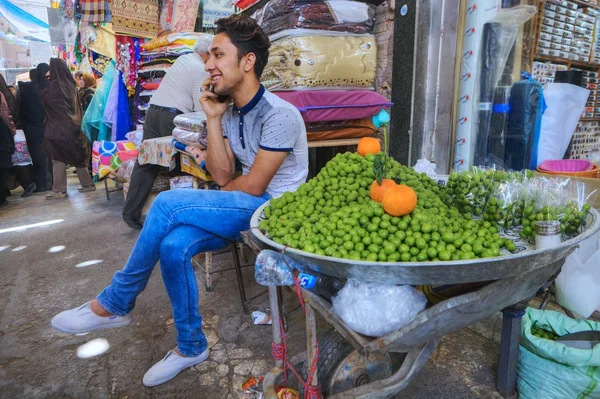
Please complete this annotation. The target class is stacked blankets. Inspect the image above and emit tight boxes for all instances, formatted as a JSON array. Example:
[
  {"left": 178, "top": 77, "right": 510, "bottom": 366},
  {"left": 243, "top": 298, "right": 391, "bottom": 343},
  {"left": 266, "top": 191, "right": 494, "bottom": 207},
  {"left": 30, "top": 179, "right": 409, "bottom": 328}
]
[
  {"left": 172, "top": 112, "right": 208, "bottom": 148},
  {"left": 135, "top": 32, "right": 205, "bottom": 125},
  {"left": 251, "top": 0, "right": 391, "bottom": 141}
]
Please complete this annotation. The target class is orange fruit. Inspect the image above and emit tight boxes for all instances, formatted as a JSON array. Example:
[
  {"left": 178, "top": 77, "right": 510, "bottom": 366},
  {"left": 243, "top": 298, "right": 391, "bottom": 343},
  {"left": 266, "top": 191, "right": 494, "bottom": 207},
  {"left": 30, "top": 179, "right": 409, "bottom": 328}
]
[
  {"left": 382, "top": 184, "right": 418, "bottom": 217},
  {"left": 370, "top": 179, "right": 397, "bottom": 202},
  {"left": 357, "top": 137, "right": 381, "bottom": 157}
]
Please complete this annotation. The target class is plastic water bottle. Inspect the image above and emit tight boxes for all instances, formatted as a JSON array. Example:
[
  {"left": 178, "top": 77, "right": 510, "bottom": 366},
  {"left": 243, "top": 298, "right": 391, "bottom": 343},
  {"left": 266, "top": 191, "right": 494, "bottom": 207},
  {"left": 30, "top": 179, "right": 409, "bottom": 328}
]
[{"left": 254, "top": 250, "right": 344, "bottom": 300}]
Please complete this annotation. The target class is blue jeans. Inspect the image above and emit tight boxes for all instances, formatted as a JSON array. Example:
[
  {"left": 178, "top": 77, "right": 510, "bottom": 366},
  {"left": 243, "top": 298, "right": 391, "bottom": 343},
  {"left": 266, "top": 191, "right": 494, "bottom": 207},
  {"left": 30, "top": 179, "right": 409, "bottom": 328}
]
[{"left": 97, "top": 189, "right": 269, "bottom": 357}]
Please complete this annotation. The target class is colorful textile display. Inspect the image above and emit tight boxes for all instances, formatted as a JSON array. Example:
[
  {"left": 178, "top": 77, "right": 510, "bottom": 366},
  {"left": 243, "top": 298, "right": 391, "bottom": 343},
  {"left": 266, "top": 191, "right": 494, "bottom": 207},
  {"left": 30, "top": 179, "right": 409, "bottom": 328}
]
[
  {"left": 159, "top": 0, "right": 201, "bottom": 32},
  {"left": 102, "top": 71, "right": 133, "bottom": 141},
  {"left": 108, "top": 0, "right": 160, "bottom": 38},
  {"left": 90, "top": 51, "right": 112, "bottom": 76},
  {"left": 138, "top": 135, "right": 177, "bottom": 169},
  {"left": 87, "top": 25, "right": 117, "bottom": 59},
  {"left": 236, "top": 0, "right": 260, "bottom": 10},
  {"left": 273, "top": 90, "right": 392, "bottom": 122},
  {"left": 262, "top": 32, "right": 377, "bottom": 90},
  {"left": 140, "top": 43, "right": 194, "bottom": 56},
  {"left": 255, "top": 0, "right": 376, "bottom": 37},
  {"left": 92, "top": 140, "right": 139, "bottom": 178},
  {"left": 80, "top": 0, "right": 106, "bottom": 22},
  {"left": 82, "top": 61, "right": 132, "bottom": 143},
  {"left": 116, "top": 35, "right": 140, "bottom": 94},
  {"left": 305, "top": 118, "right": 377, "bottom": 141},
  {"left": 125, "top": 128, "right": 144, "bottom": 148},
  {"left": 141, "top": 32, "right": 202, "bottom": 51}
]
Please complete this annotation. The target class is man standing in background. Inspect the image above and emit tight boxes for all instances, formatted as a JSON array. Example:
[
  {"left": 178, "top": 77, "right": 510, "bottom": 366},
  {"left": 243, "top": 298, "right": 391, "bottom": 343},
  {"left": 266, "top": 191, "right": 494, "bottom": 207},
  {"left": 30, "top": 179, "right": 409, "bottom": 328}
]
[{"left": 122, "top": 35, "right": 213, "bottom": 229}]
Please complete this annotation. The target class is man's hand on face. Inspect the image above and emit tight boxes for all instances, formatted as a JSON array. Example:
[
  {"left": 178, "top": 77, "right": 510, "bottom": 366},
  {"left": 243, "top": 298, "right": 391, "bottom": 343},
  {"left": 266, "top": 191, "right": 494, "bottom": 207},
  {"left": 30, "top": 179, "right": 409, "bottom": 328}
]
[{"left": 200, "top": 77, "right": 228, "bottom": 121}]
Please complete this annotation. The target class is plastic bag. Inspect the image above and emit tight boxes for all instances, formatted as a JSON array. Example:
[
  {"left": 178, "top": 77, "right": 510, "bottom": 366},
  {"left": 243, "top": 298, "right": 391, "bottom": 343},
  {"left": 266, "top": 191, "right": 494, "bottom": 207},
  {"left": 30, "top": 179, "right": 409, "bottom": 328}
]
[
  {"left": 254, "top": 0, "right": 375, "bottom": 37},
  {"left": 537, "top": 83, "right": 590, "bottom": 166},
  {"left": 561, "top": 180, "right": 597, "bottom": 237},
  {"left": 484, "top": 177, "right": 526, "bottom": 229},
  {"left": 262, "top": 33, "right": 376, "bottom": 91},
  {"left": 445, "top": 167, "right": 496, "bottom": 216},
  {"left": 517, "top": 308, "right": 600, "bottom": 399},
  {"left": 472, "top": 6, "right": 538, "bottom": 168},
  {"left": 331, "top": 280, "right": 427, "bottom": 337},
  {"left": 555, "top": 245, "right": 600, "bottom": 318},
  {"left": 11, "top": 130, "right": 32, "bottom": 166},
  {"left": 503, "top": 78, "right": 545, "bottom": 170},
  {"left": 172, "top": 127, "right": 207, "bottom": 148},
  {"left": 173, "top": 112, "right": 207, "bottom": 132}
]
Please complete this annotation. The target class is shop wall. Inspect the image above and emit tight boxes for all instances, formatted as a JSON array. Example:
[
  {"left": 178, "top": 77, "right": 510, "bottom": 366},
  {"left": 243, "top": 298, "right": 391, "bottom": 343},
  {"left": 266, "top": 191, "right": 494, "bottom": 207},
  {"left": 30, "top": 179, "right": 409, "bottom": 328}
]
[
  {"left": 374, "top": 0, "right": 395, "bottom": 100},
  {"left": 387, "top": 1, "right": 460, "bottom": 174}
]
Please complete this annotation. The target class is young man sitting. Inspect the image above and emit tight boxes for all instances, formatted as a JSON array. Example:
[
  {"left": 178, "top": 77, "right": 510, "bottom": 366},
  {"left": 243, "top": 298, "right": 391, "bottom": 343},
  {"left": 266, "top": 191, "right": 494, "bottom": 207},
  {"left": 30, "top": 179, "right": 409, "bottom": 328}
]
[{"left": 51, "top": 15, "right": 308, "bottom": 387}]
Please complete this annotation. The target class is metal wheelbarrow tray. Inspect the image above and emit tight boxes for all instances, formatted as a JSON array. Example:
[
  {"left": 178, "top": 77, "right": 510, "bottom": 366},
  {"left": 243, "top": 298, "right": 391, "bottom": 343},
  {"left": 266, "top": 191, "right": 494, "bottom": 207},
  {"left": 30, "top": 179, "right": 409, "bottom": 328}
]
[{"left": 248, "top": 203, "right": 600, "bottom": 398}]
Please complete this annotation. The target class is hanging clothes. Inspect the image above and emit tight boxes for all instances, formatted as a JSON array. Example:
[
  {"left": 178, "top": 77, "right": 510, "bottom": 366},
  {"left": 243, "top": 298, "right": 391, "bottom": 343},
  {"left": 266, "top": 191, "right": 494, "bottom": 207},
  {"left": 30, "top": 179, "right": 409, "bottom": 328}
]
[{"left": 82, "top": 60, "right": 117, "bottom": 142}]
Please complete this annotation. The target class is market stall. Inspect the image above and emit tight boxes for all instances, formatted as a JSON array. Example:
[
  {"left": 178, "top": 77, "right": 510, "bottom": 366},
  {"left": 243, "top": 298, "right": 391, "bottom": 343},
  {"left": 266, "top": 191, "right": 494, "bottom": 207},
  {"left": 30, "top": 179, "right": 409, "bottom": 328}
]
[{"left": 244, "top": 147, "right": 600, "bottom": 398}]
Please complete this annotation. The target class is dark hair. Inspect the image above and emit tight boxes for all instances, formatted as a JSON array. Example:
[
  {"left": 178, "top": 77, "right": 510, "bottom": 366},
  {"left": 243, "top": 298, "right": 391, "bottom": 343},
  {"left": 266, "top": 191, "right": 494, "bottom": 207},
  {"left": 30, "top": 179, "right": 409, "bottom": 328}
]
[
  {"left": 215, "top": 15, "right": 270, "bottom": 79},
  {"left": 29, "top": 69, "right": 36, "bottom": 81}
]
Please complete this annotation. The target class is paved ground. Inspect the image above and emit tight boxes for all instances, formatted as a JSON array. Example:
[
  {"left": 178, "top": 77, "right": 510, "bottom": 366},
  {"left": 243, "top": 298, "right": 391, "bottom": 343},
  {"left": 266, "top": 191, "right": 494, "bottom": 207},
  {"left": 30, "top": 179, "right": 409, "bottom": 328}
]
[{"left": 0, "top": 174, "right": 513, "bottom": 398}]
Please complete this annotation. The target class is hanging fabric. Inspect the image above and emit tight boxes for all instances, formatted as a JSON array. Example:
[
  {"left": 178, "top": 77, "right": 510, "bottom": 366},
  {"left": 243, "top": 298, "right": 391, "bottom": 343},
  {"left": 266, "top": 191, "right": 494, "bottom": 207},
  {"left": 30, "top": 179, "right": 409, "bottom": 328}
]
[{"left": 108, "top": 0, "right": 160, "bottom": 38}]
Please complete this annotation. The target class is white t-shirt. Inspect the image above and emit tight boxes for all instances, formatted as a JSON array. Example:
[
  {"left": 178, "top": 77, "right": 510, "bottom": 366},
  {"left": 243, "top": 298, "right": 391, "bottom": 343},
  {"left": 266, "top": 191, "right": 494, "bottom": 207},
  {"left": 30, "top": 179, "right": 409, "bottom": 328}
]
[{"left": 149, "top": 53, "right": 208, "bottom": 113}]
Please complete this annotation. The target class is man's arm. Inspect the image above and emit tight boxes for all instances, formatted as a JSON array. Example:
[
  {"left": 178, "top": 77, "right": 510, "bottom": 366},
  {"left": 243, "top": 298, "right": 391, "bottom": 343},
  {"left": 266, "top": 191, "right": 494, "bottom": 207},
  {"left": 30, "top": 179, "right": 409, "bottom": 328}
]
[
  {"left": 200, "top": 77, "right": 235, "bottom": 185},
  {"left": 205, "top": 117, "right": 235, "bottom": 185},
  {"left": 221, "top": 149, "right": 288, "bottom": 196},
  {"left": 223, "top": 107, "right": 303, "bottom": 197}
]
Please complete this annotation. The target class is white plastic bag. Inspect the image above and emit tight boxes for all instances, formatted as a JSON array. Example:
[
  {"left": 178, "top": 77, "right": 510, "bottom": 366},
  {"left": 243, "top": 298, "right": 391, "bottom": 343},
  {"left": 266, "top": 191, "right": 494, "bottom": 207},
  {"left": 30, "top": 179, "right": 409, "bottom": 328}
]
[
  {"left": 413, "top": 159, "right": 438, "bottom": 176},
  {"left": 537, "top": 83, "right": 590, "bottom": 166},
  {"left": 555, "top": 241, "right": 600, "bottom": 318},
  {"left": 331, "top": 280, "right": 427, "bottom": 337}
]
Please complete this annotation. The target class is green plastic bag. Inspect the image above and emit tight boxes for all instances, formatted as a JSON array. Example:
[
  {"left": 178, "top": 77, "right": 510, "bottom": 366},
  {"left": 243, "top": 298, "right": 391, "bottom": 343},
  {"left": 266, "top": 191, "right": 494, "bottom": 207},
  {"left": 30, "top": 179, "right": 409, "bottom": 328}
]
[{"left": 517, "top": 308, "right": 600, "bottom": 399}]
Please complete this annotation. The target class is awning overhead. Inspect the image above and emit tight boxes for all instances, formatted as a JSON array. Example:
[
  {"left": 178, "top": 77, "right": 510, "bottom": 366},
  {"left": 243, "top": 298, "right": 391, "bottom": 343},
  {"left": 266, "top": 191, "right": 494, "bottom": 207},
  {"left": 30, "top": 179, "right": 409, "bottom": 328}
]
[{"left": 0, "top": 0, "right": 50, "bottom": 42}]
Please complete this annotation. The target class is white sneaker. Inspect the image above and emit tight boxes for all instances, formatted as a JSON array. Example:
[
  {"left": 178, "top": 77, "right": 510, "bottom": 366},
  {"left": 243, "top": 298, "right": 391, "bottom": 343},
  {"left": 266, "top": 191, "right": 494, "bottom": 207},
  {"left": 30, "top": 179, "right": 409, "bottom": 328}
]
[
  {"left": 143, "top": 348, "right": 210, "bottom": 387},
  {"left": 51, "top": 302, "right": 132, "bottom": 334}
]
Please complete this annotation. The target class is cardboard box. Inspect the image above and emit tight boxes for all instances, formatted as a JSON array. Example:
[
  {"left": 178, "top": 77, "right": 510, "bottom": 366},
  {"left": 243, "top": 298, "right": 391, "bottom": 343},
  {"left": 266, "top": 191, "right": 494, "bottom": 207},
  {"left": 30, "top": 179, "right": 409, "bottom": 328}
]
[{"left": 180, "top": 153, "right": 214, "bottom": 181}]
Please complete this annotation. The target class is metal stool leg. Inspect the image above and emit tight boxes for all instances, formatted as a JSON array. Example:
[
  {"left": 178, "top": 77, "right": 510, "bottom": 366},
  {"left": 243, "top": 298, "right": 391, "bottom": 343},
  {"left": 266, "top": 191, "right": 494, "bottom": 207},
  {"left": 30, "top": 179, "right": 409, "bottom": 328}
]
[
  {"left": 104, "top": 178, "right": 110, "bottom": 200},
  {"left": 231, "top": 243, "right": 251, "bottom": 313},
  {"left": 204, "top": 252, "right": 213, "bottom": 291}
]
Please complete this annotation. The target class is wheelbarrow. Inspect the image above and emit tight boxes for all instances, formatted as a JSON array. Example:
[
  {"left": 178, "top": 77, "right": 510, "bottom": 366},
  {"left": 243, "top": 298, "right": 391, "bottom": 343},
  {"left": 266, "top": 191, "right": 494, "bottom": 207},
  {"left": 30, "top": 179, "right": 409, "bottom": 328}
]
[{"left": 247, "top": 203, "right": 600, "bottom": 398}]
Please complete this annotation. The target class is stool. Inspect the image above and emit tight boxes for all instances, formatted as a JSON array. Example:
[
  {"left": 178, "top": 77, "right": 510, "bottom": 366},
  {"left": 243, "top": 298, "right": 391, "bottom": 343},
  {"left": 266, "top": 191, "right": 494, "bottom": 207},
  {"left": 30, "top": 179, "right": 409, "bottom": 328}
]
[
  {"left": 192, "top": 242, "right": 260, "bottom": 314},
  {"left": 103, "top": 175, "right": 124, "bottom": 200}
]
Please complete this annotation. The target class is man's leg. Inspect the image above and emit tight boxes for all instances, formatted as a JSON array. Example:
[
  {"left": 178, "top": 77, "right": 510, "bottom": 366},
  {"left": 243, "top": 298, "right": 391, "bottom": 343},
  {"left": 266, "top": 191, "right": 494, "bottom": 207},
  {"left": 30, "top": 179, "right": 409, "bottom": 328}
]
[
  {"left": 123, "top": 107, "right": 177, "bottom": 227},
  {"left": 158, "top": 225, "right": 229, "bottom": 356},
  {"left": 122, "top": 162, "right": 160, "bottom": 226},
  {"left": 99, "top": 189, "right": 268, "bottom": 315}
]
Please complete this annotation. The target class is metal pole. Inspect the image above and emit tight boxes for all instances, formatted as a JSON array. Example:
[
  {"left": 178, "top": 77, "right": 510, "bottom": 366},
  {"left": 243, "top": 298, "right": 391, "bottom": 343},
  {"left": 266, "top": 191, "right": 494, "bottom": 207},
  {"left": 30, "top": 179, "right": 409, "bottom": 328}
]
[
  {"left": 497, "top": 302, "right": 527, "bottom": 398},
  {"left": 231, "top": 243, "right": 250, "bottom": 313},
  {"left": 304, "top": 290, "right": 319, "bottom": 389},
  {"left": 269, "top": 285, "right": 283, "bottom": 369}
]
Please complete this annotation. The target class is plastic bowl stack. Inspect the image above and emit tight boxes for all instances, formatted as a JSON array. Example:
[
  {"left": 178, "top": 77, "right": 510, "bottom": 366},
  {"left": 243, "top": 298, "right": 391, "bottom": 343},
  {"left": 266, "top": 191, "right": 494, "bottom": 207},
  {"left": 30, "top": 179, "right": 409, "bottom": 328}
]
[{"left": 537, "top": 159, "right": 599, "bottom": 178}]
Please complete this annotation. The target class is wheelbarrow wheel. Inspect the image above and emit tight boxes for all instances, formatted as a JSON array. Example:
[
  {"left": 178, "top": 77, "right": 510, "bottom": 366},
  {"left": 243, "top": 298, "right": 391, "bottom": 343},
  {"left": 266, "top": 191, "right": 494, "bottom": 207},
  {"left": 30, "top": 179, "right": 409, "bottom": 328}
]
[{"left": 301, "top": 328, "right": 393, "bottom": 396}]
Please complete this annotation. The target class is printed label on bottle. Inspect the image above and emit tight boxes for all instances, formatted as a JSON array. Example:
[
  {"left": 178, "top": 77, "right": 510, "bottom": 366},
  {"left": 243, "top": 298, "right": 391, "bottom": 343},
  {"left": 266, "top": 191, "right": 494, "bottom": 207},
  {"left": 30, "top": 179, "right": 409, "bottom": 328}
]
[{"left": 298, "top": 273, "right": 317, "bottom": 290}]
